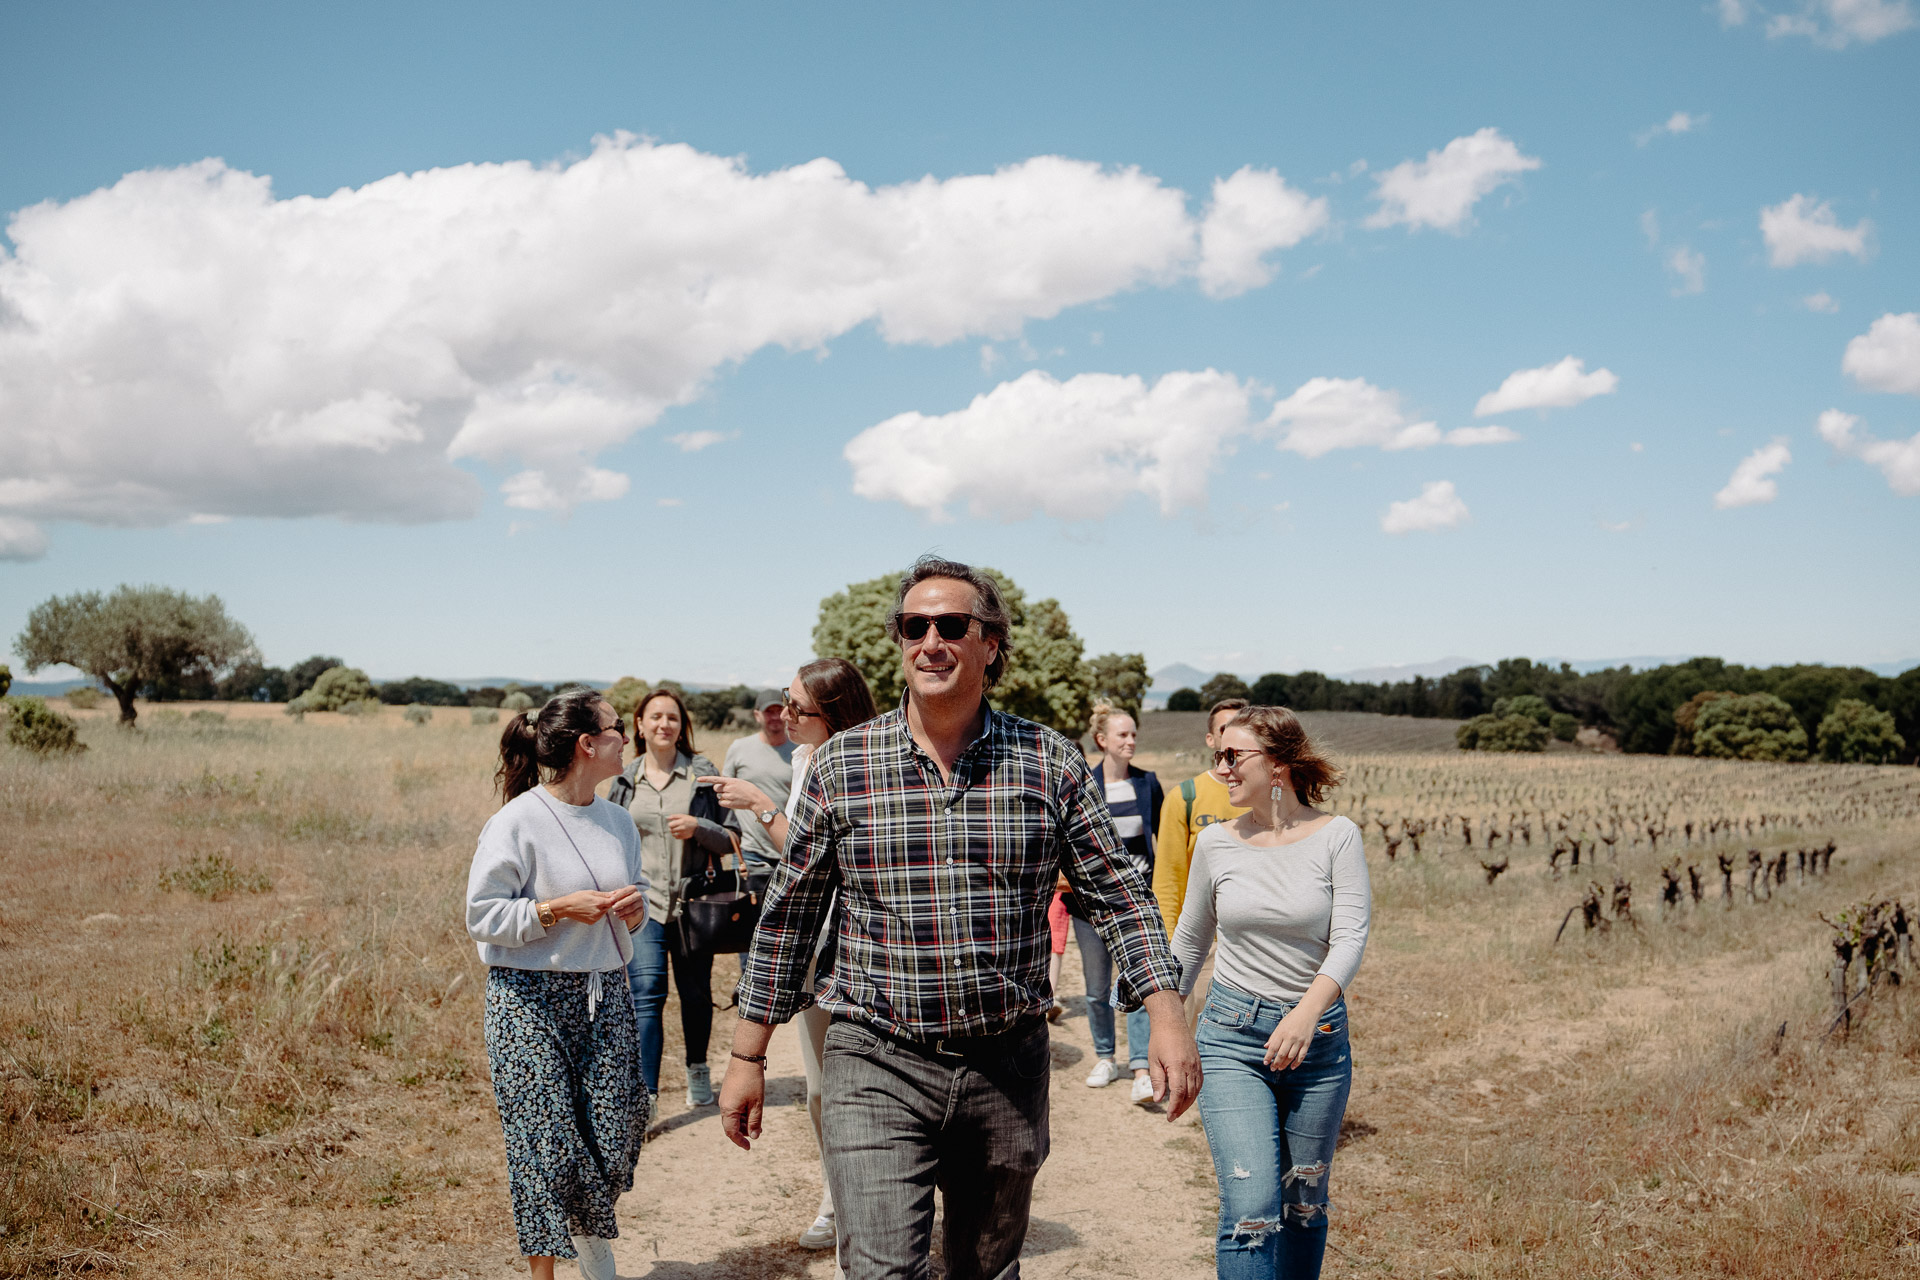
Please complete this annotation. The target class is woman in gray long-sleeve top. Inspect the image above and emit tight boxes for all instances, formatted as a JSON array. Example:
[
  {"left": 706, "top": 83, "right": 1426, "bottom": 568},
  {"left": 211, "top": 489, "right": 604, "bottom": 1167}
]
[
  {"left": 465, "top": 688, "right": 650, "bottom": 1280},
  {"left": 605, "top": 687, "right": 741, "bottom": 1109},
  {"left": 1169, "top": 705, "right": 1371, "bottom": 1280}
]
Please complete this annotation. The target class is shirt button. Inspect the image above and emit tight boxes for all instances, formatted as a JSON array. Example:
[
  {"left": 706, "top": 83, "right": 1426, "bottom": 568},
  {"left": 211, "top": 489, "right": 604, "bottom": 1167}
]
[
  {"left": 950, "top": 906, "right": 958, "bottom": 914},
  {"left": 944, "top": 806, "right": 952, "bottom": 815}
]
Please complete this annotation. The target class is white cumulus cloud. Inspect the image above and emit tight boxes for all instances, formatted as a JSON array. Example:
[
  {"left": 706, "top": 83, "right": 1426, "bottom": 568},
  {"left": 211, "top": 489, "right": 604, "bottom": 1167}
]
[
  {"left": 1720, "top": 0, "right": 1751, "bottom": 25},
  {"left": 1818, "top": 409, "right": 1920, "bottom": 495},
  {"left": 0, "top": 515, "right": 49, "bottom": 561},
  {"left": 0, "top": 135, "right": 1287, "bottom": 541},
  {"left": 1195, "top": 167, "right": 1329, "bottom": 298},
  {"left": 1714, "top": 439, "right": 1792, "bottom": 508},
  {"left": 1842, "top": 312, "right": 1920, "bottom": 394},
  {"left": 1444, "top": 425, "right": 1520, "bottom": 446},
  {"left": 1767, "top": 0, "right": 1915, "bottom": 46},
  {"left": 1474, "top": 356, "right": 1620, "bottom": 416},
  {"left": 843, "top": 368, "right": 1257, "bottom": 521},
  {"left": 1365, "top": 128, "right": 1542, "bottom": 233},
  {"left": 1636, "top": 111, "right": 1706, "bottom": 145},
  {"left": 1804, "top": 291, "right": 1840, "bottom": 313},
  {"left": 667, "top": 430, "right": 734, "bottom": 452},
  {"left": 1268, "top": 377, "right": 1439, "bottom": 457},
  {"left": 1760, "top": 194, "right": 1874, "bottom": 266},
  {"left": 1381, "top": 481, "right": 1469, "bottom": 534},
  {"left": 1666, "top": 245, "right": 1707, "bottom": 295}
]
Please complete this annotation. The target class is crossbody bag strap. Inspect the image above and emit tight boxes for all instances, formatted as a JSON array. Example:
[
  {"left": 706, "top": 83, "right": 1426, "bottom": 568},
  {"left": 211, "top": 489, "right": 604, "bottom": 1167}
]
[{"left": 532, "top": 792, "right": 630, "bottom": 963}]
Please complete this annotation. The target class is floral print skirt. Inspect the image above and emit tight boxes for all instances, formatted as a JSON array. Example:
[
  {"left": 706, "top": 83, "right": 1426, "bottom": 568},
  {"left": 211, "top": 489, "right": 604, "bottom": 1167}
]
[{"left": 485, "top": 967, "right": 649, "bottom": 1258}]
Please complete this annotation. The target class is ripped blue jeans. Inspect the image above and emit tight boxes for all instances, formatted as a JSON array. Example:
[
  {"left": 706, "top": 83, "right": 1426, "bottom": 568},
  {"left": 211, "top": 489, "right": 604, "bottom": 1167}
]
[{"left": 1195, "top": 981, "right": 1352, "bottom": 1280}]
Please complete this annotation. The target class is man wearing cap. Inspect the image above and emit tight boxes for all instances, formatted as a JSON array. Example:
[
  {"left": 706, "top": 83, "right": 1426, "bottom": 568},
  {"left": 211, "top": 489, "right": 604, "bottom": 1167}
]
[{"left": 719, "top": 689, "right": 797, "bottom": 896}]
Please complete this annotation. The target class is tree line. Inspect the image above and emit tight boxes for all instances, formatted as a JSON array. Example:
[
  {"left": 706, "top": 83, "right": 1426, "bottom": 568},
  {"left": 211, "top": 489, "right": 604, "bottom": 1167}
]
[
  {"left": 11, "top": 583, "right": 1915, "bottom": 764},
  {"left": 1167, "top": 656, "right": 1919, "bottom": 763}
]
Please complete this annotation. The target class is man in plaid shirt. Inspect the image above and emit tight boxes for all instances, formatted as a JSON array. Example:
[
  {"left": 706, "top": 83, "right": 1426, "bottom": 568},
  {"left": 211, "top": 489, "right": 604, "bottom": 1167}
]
[{"left": 720, "top": 557, "right": 1201, "bottom": 1280}]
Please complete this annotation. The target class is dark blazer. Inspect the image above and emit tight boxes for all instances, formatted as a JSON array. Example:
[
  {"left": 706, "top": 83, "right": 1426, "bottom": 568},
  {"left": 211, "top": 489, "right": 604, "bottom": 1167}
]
[{"left": 1093, "top": 760, "right": 1165, "bottom": 877}]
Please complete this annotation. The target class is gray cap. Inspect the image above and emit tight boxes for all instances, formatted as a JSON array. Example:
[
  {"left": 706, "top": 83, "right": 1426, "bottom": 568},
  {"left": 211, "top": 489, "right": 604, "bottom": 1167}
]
[{"left": 754, "top": 688, "right": 784, "bottom": 711}]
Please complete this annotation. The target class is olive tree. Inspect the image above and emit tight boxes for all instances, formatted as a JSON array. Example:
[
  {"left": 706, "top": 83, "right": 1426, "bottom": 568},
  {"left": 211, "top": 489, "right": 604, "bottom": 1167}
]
[
  {"left": 1087, "top": 652, "right": 1150, "bottom": 720},
  {"left": 14, "top": 586, "right": 257, "bottom": 727},
  {"left": 1694, "top": 692, "right": 1809, "bottom": 762}
]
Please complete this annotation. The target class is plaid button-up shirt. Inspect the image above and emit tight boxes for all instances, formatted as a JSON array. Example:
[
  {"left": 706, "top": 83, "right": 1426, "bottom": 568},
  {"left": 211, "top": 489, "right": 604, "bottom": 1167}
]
[{"left": 735, "top": 700, "right": 1181, "bottom": 1040}]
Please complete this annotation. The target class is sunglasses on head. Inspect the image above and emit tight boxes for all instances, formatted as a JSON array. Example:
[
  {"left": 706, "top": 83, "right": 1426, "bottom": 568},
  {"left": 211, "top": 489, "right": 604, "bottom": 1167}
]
[
  {"left": 1212, "top": 746, "right": 1267, "bottom": 769},
  {"left": 895, "top": 612, "right": 981, "bottom": 643}
]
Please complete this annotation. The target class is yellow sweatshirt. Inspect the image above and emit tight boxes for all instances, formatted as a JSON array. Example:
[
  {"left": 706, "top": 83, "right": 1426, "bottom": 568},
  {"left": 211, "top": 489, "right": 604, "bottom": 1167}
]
[{"left": 1151, "top": 770, "right": 1247, "bottom": 936}]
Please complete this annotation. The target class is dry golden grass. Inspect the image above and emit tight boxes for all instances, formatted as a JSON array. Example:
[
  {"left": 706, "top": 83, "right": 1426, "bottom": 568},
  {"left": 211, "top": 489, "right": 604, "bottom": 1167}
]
[
  {"left": 4, "top": 702, "right": 1917, "bottom": 1277},
  {"left": 0, "top": 702, "right": 750, "bottom": 1278}
]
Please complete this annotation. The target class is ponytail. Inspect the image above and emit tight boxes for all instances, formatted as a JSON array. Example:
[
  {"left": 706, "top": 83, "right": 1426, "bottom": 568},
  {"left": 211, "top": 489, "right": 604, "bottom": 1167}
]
[{"left": 495, "top": 687, "right": 610, "bottom": 801}]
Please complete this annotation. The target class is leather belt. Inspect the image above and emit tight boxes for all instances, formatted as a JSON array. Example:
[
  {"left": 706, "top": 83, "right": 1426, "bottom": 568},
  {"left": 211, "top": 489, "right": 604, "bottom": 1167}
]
[{"left": 836, "top": 1012, "right": 1045, "bottom": 1060}]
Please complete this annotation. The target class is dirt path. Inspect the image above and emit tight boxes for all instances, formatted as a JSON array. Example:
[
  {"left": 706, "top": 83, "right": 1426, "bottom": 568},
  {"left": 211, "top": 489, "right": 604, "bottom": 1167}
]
[{"left": 592, "top": 945, "right": 1221, "bottom": 1280}]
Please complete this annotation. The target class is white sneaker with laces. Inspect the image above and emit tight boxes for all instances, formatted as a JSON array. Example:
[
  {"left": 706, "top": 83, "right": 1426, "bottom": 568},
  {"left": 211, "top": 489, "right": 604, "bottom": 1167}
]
[
  {"left": 797, "top": 1213, "right": 836, "bottom": 1249},
  {"left": 1130, "top": 1072, "right": 1155, "bottom": 1105},
  {"left": 686, "top": 1062, "right": 714, "bottom": 1107},
  {"left": 1084, "top": 1058, "right": 1119, "bottom": 1088},
  {"left": 570, "top": 1235, "right": 616, "bottom": 1280}
]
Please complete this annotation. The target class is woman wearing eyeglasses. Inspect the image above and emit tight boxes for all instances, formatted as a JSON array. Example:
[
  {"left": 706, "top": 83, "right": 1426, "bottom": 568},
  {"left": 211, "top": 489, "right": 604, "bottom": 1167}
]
[
  {"left": 609, "top": 687, "right": 741, "bottom": 1111},
  {"left": 1169, "top": 706, "right": 1370, "bottom": 1280},
  {"left": 465, "top": 688, "right": 650, "bottom": 1280},
  {"left": 702, "top": 657, "right": 877, "bottom": 1258}
]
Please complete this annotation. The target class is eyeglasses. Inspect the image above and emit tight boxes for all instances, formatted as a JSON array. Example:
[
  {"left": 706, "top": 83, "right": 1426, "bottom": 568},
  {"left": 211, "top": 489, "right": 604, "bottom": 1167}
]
[
  {"left": 782, "top": 695, "right": 822, "bottom": 721},
  {"left": 1212, "top": 747, "right": 1267, "bottom": 769},
  {"left": 895, "top": 612, "right": 981, "bottom": 643}
]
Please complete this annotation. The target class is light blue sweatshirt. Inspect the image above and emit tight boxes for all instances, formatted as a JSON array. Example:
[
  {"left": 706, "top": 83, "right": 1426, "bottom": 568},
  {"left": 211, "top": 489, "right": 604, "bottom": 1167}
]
[{"left": 466, "top": 787, "right": 651, "bottom": 972}]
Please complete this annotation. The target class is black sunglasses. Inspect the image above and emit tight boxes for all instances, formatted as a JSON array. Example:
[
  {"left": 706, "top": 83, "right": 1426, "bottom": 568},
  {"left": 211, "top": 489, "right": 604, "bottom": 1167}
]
[
  {"left": 781, "top": 694, "right": 822, "bottom": 721},
  {"left": 895, "top": 612, "right": 981, "bottom": 643},
  {"left": 1212, "top": 746, "right": 1267, "bottom": 769},
  {"left": 592, "top": 719, "right": 629, "bottom": 742}
]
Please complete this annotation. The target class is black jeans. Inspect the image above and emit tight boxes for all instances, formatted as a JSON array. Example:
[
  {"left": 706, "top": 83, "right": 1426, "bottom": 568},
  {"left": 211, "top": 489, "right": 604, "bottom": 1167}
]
[
  {"left": 821, "top": 1015, "right": 1050, "bottom": 1280},
  {"left": 666, "top": 928, "right": 714, "bottom": 1062}
]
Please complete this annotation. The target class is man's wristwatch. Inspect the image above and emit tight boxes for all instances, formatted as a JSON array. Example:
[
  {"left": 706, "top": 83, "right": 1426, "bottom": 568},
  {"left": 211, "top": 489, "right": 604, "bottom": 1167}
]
[
  {"left": 757, "top": 809, "right": 778, "bottom": 827},
  {"left": 536, "top": 900, "right": 557, "bottom": 928}
]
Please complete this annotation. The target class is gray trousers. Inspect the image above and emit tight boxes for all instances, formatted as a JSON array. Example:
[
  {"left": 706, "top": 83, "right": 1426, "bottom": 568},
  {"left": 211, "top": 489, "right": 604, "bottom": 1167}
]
[{"left": 821, "top": 1016, "right": 1051, "bottom": 1280}]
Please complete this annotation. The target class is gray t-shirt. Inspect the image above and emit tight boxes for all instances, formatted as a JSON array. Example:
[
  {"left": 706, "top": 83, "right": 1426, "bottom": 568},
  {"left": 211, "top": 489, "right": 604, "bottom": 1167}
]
[
  {"left": 724, "top": 733, "right": 797, "bottom": 868},
  {"left": 1170, "top": 815, "right": 1370, "bottom": 1003}
]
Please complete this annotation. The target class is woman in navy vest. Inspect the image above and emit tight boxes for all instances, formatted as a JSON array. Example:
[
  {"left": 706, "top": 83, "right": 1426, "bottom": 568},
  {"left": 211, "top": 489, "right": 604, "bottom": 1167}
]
[{"left": 1077, "top": 703, "right": 1166, "bottom": 1103}]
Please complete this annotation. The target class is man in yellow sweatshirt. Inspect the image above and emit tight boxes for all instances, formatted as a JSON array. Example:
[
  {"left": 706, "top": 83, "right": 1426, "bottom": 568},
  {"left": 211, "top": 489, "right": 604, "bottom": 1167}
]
[{"left": 1152, "top": 697, "right": 1250, "bottom": 936}]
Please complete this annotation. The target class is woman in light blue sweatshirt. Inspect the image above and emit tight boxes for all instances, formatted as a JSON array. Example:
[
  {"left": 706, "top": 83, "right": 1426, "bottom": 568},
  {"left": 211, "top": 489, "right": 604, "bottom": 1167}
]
[
  {"left": 1170, "top": 705, "right": 1371, "bottom": 1280},
  {"left": 467, "top": 688, "right": 650, "bottom": 1280}
]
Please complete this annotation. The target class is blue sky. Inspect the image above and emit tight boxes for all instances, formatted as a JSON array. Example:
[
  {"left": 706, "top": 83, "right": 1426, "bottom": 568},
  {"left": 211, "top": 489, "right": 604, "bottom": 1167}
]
[{"left": 2, "top": 0, "right": 1916, "bottom": 687}]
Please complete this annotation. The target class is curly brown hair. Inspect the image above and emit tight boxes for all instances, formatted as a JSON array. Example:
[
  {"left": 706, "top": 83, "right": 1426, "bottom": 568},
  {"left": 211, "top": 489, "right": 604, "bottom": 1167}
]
[{"left": 1229, "top": 705, "right": 1344, "bottom": 805}]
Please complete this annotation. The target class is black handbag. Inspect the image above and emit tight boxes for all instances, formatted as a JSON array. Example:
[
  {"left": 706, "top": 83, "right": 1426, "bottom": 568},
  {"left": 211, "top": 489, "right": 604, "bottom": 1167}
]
[{"left": 677, "top": 849, "right": 760, "bottom": 954}]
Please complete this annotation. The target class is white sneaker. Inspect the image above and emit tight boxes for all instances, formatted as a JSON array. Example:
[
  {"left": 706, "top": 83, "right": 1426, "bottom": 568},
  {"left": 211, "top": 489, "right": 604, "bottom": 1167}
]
[
  {"left": 797, "top": 1213, "right": 836, "bottom": 1250},
  {"left": 570, "top": 1235, "right": 616, "bottom": 1280},
  {"left": 1130, "top": 1073, "right": 1155, "bottom": 1105},
  {"left": 686, "top": 1062, "right": 714, "bottom": 1107},
  {"left": 1084, "top": 1058, "right": 1119, "bottom": 1088}
]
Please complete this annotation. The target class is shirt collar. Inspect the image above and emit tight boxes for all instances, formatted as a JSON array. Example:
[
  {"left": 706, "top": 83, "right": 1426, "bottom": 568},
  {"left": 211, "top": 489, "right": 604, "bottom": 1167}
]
[{"left": 891, "top": 692, "right": 1002, "bottom": 771}]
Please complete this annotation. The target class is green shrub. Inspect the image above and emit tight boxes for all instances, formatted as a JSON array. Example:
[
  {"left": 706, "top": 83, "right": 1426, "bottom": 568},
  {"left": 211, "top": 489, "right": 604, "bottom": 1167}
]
[
  {"left": 1694, "top": 692, "right": 1809, "bottom": 762},
  {"left": 1491, "top": 694, "right": 1553, "bottom": 726},
  {"left": 1456, "top": 713, "right": 1548, "bottom": 752},
  {"left": 604, "top": 676, "right": 650, "bottom": 719},
  {"left": 1166, "top": 687, "right": 1202, "bottom": 712},
  {"left": 471, "top": 707, "right": 500, "bottom": 725},
  {"left": 1549, "top": 712, "right": 1578, "bottom": 742},
  {"left": 340, "top": 697, "right": 382, "bottom": 717},
  {"left": 0, "top": 663, "right": 10, "bottom": 698},
  {"left": 402, "top": 704, "right": 433, "bottom": 727},
  {"left": 64, "top": 686, "right": 102, "bottom": 710},
  {"left": 158, "top": 852, "right": 272, "bottom": 899},
  {"left": 1816, "top": 698, "right": 1906, "bottom": 764},
  {"left": 287, "top": 665, "right": 376, "bottom": 713},
  {"left": 500, "top": 691, "right": 535, "bottom": 712},
  {"left": 4, "top": 697, "right": 86, "bottom": 755}
]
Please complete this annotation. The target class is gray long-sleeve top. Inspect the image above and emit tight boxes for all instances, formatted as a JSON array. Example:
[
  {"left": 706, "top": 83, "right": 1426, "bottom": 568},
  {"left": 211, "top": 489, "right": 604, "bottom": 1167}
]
[
  {"left": 1170, "top": 815, "right": 1371, "bottom": 1002},
  {"left": 466, "top": 787, "right": 650, "bottom": 972}
]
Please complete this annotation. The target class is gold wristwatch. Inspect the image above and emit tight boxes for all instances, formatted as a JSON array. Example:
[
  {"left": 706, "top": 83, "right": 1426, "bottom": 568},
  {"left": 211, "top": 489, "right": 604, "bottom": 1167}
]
[{"left": 536, "top": 900, "right": 557, "bottom": 928}]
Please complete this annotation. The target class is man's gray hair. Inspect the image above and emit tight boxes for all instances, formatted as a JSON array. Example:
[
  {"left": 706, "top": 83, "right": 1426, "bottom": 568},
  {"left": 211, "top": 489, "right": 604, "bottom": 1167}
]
[{"left": 886, "top": 555, "right": 1015, "bottom": 690}]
